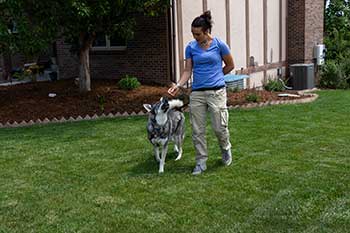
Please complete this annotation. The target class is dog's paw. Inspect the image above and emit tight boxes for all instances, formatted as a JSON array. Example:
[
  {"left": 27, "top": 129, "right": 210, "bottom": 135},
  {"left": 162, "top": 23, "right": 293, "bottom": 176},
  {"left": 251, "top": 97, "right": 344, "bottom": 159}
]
[{"left": 175, "top": 153, "right": 182, "bottom": 161}]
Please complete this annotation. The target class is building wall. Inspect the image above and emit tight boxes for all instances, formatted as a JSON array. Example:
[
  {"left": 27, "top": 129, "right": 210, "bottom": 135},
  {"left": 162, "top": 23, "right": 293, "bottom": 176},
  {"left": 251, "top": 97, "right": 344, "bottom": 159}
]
[
  {"left": 230, "top": 0, "right": 247, "bottom": 71},
  {"left": 305, "top": 0, "right": 324, "bottom": 62},
  {"left": 0, "top": 0, "right": 324, "bottom": 87},
  {"left": 208, "top": 0, "right": 227, "bottom": 41},
  {"left": 281, "top": 0, "right": 287, "bottom": 61},
  {"left": 288, "top": 0, "right": 324, "bottom": 64},
  {"left": 56, "top": 39, "right": 79, "bottom": 80},
  {"left": 56, "top": 14, "right": 170, "bottom": 85},
  {"left": 267, "top": 0, "right": 280, "bottom": 64},
  {"left": 175, "top": 0, "right": 292, "bottom": 88},
  {"left": 249, "top": 0, "right": 264, "bottom": 67}
]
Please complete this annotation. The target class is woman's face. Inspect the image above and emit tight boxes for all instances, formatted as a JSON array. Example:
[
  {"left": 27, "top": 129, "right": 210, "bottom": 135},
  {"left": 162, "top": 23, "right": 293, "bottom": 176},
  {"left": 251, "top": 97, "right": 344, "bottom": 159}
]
[{"left": 191, "top": 27, "right": 207, "bottom": 43}]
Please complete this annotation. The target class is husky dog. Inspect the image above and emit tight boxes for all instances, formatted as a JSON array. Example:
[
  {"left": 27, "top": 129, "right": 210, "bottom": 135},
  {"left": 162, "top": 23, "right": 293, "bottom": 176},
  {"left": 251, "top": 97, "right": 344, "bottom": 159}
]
[{"left": 143, "top": 97, "right": 185, "bottom": 173}]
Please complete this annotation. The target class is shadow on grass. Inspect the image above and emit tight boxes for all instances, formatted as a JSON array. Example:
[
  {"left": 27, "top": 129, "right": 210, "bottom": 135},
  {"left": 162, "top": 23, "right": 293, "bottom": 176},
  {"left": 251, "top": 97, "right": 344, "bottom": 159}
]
[
  {"left": 128, "top": 150, "right": 229, "bottom": 177},
  {"left": 128, "top": 151, "right": 195, "bottom": 176}
]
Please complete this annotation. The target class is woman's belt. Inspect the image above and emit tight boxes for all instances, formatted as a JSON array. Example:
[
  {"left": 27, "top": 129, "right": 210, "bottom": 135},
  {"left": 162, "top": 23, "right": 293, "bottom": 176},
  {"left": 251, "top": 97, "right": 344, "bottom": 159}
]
[{"left": 192, "top": 85, "right": 225, "bottom": 92}]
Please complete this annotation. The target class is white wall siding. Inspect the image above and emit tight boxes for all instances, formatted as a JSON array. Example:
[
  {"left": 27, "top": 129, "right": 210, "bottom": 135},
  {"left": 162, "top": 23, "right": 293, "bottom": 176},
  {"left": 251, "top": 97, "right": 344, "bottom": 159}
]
[
  {"left": 182, "top": 0, "right": 203, "bottom": 51},
  {"left": 249, "top": 71, "right": 265, "bottom": 88},
  {"left": 230, "top": 0, "right": 247, "bottom": 71},
  {"left": 207, "top": 0, "right": 227, "bottom": 42},
  {"left": 266, "top": 69, "right": 278, "bottom": 80},
  {"left": 281, "top": 0, "right": 287, "bottom": 61},
  {"left": 249, "top": 0, "right": 264, "bottom": 66},
  {"left": 174, "top": 0, "right": 287, "bottom": 86},
  {"left": 267, "top": 0, "right": 280, "bottom": 64}
]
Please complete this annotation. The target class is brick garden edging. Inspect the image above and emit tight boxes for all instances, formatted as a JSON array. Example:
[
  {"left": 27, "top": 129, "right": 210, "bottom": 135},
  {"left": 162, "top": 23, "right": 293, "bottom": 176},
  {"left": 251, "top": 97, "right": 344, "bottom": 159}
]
[{"left": 0, "top": 93, "right": 318, "bottom": 129}]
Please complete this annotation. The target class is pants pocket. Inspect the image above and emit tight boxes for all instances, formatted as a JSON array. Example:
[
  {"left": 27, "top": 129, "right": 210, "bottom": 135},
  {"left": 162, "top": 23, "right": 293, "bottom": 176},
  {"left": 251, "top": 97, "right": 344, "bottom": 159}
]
[{"left": 220, "top": 108, "right": 228, "bottom": 127}]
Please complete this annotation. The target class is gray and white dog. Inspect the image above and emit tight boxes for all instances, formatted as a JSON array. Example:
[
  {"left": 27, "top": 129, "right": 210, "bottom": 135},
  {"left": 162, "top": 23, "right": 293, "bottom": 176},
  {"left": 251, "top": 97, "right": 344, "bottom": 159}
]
[{"left": 143, "top": 97, "right": 185, "bottom": 173}]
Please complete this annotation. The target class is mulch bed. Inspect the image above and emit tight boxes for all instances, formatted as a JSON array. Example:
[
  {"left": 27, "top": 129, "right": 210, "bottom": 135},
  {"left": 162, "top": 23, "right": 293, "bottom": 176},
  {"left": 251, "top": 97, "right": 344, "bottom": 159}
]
[{"left": 0, "top": 79, "right": 307, "bottom": 124}]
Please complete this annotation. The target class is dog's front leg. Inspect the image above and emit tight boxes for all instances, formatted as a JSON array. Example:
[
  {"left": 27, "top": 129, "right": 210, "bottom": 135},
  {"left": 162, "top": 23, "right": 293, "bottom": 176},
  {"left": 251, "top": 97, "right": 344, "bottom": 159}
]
[
  {"left": 154, "top": 146, "right": 160, "bottom": 162},
  {"left": 159, "top": 144, "right": 168, "bottom": 173},
  {"left": 175, "top": 145, "right": 183, "bottom": 161}
]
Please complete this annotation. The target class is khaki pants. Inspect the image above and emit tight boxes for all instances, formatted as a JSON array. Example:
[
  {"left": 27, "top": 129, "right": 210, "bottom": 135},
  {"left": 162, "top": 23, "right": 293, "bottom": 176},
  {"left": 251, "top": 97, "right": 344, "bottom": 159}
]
[{"left": 189, "top": 87, "right": 231, "bottom": 165}]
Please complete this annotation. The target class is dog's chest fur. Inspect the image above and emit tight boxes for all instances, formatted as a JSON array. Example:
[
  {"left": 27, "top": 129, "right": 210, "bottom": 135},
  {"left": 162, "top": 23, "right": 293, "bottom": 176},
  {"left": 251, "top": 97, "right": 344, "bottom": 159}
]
[{"left": 147, "top": 109, "right": 183, "bottom": 146}]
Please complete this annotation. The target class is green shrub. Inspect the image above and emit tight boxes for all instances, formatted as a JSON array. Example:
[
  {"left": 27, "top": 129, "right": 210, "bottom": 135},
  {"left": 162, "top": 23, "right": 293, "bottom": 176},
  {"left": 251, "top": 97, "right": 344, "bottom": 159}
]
[
  {"left": 97, "top": 95, "right": 106, "bottom": 111},
  {"left": 339, "top": 56, "right": 350, "bottom": 89},
  {"left": 319, "top": 60, "right": 344, "bottom": 89},
  {"left": 245, "top": 92, "right": 260, "bottom": 102},
  {"left": 263, "top": 78, "right": 285, "bottom": 92},
  {"left": 227, "top": 86, "right": 240, "bottom": 93},
  {"left": 118, "top": 75, "right": 141, "bottom": 90}
]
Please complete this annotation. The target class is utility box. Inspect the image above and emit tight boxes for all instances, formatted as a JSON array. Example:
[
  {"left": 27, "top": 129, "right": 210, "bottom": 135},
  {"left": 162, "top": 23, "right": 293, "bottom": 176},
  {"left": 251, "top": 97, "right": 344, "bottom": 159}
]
[
  {"left": 290, "top": 64, "right": 315, "bottom": 90},
  {"left": 313, "top": 44, "right": 326, "bottom": 66},
  {"left": 224, "top": 74, "right": 249, "bottom": 90}
]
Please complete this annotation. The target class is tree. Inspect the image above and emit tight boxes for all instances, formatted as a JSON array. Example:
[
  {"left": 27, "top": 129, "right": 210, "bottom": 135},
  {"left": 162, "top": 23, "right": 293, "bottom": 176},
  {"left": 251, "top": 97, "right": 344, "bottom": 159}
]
[
  {"left": 324, "top": 0, "right": 350, "bottom": 60},
  {"left": 0, "top": 0, "right": 61, "bottom": 79},
  {"left": 0, "top": 0, "right": 169, "bottom": 92}
]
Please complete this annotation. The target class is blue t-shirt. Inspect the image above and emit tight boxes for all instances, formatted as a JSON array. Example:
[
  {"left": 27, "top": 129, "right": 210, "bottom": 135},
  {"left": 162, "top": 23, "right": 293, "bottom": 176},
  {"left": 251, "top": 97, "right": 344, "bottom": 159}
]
[{"left": 185, "top": 37, "right": 231, "bottom": 91}]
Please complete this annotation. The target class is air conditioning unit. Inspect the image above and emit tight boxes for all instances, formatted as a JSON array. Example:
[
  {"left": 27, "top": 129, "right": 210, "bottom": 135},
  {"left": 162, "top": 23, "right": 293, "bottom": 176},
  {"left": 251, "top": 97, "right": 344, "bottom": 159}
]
[{"left": 289, "top": 64, "right": 314, "bottom": 90}]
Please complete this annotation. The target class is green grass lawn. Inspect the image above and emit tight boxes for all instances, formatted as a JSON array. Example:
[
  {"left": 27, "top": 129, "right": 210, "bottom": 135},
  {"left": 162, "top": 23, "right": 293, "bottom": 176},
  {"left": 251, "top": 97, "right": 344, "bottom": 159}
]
[{"left": 0, "top": 90, "right": 349, "bottom": 233}]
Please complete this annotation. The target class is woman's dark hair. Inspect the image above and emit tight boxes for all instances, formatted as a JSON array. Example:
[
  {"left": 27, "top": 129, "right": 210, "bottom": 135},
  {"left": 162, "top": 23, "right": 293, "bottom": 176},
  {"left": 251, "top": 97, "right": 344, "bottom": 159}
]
[{"left": 191, "top": 10, "right": 213, "bottom": 33}]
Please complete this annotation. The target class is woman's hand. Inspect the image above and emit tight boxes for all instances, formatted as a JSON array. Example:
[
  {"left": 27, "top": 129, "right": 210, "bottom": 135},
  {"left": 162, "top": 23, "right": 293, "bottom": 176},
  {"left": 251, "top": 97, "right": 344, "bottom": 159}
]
[{"left": 168, "top": 83, "right": 180, "bottom": 96}]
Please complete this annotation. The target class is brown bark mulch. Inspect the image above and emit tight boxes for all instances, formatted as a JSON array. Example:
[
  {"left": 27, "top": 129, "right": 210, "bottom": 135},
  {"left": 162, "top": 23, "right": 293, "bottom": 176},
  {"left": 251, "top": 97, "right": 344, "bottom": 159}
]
[{"left": 0, "top": 79, "right": 309, "bottom": 124}]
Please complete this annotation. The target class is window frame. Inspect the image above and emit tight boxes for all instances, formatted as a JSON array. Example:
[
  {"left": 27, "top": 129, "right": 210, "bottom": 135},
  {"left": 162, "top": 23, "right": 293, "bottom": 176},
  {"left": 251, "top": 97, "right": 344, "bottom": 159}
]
[{"left": 91, "top": 35, "right": 127, "bottom": 51}]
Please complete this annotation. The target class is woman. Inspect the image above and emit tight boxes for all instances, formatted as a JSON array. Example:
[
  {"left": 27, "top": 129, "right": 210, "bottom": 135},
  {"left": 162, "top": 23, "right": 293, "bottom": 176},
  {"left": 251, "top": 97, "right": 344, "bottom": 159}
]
[{"left": 168, "top": 11, "right": 235, "bottom": 175}]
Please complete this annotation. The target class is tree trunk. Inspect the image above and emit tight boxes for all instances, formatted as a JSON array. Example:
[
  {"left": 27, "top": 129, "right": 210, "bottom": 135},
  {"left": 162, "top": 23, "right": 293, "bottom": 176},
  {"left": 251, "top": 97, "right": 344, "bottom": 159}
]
[
  {"left": 79, "top": 46, "right": 91, "bottom": 92},
  {"left": 78, "top": 33, "right": 94, "bottom": 93}
]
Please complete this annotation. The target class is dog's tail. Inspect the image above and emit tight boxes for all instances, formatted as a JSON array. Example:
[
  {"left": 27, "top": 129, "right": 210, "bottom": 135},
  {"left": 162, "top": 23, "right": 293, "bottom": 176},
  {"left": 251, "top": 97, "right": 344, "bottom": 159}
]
[{"left": 169, "top": 99, "right": 184, "bottom": 109}]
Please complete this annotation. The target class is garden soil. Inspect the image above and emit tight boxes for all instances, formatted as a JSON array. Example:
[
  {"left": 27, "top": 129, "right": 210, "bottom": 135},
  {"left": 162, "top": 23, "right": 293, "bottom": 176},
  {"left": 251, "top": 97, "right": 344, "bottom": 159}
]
[{"left": 0, "top": 79, "right": 305, "bottom": 124}]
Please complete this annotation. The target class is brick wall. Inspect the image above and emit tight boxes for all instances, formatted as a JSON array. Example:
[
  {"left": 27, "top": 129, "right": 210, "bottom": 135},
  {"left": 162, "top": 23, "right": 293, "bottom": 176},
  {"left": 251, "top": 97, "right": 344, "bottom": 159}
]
[
  {"left": 55, "top": 13, "right": 170, "bottom": 85},
  {"left": 55, "top": 38, "right": 79, "bottom": 80},
  {"left": 287, "top": 0, "right": 324, "bottom": 64},
  {"left": 305, "top": 0, "right": 324, "bottom": 62}
]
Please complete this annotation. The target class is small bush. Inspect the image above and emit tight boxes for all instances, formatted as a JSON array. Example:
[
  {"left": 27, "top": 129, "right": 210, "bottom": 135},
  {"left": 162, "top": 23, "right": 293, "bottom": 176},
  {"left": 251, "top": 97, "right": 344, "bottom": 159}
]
[
  {"left": 97, "top": 95, "right": 106, "bottom": 111},
  {"left": 319, "top": 60, "right": 344, "bottom": 89},
  {"left": 245, "top": 92, "right": 260, "bottom": 102},
  {"left": 118, "top": 75, "right": 141, "bottom": 90},
  {"left": 263, "top": 78, "right": 285, "bottom": 92},
  {"left": 339, "top": 56, "right": 350, "bottom": 89},
  {"left": 12, "top": 69, "right": 32, "bottom": 81},
  {"left": 227, "top": 86, "right": 240, "bottom": 93}
]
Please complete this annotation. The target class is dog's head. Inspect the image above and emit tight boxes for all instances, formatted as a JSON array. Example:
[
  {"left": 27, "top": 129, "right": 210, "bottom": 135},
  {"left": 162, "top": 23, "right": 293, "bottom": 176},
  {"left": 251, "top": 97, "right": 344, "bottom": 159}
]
[
  {"left": 143, "top": 97, "right": 184, "bottom": 123},
  {"left": 143, "top": 97, "right": 169, "bottom": 115}
]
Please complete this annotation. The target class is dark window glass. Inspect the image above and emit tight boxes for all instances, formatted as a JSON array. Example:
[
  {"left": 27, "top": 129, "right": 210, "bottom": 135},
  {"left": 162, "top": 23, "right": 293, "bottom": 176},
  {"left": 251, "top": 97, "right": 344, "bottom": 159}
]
[
  {"left": 110, "top": 34, "right": 127, "bottom": 47},
  {"left": 93, "top": 33, "right": 107, "bottom": 47}
]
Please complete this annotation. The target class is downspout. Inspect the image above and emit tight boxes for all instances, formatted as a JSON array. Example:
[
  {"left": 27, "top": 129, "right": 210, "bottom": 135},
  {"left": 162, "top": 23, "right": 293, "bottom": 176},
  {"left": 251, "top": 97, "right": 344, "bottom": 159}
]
[{"left": 169, "top": 0, "right": 176, "bottom": 83}]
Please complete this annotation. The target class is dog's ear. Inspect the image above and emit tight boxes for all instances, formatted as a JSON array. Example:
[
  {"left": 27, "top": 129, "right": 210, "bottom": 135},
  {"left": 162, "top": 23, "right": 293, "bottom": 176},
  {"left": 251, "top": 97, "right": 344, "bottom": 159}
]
[{"left": 143, "top": 104, "right": 152, "bottom": 112}]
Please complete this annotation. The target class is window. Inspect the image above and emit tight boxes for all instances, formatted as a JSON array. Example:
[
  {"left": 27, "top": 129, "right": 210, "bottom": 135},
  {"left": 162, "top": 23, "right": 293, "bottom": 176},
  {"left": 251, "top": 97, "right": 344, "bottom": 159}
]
[{"left": 92, "top": 32, "right": 127, "bottom": 50}]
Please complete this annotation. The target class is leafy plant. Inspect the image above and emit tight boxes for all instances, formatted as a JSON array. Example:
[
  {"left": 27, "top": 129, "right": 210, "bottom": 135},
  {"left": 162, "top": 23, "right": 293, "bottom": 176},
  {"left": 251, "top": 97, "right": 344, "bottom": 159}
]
[
  {"left": 11, "top": 69, "right": 33, "bottom": 81},
  {"left": 227, "top": 86, "right": 240, "bottom": 93},
  {"left": 320, "top": 59, "right": 349, "bottom": 89},
  {"left": 118, "top": 75, "right": 141, "bottom": 90},
  {"left": 245, "top": 92, "right": 260, "bottom": 102},
  {"left": 263, "top": 77, "right": 285, "bottom": 92},
  {"left": 97, "top": 95, "right": 106, "bottom": 111}
]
